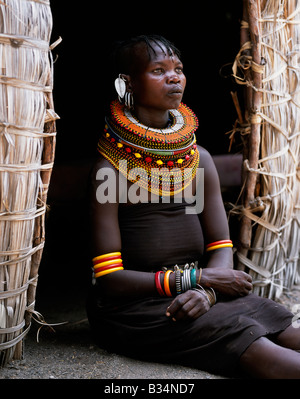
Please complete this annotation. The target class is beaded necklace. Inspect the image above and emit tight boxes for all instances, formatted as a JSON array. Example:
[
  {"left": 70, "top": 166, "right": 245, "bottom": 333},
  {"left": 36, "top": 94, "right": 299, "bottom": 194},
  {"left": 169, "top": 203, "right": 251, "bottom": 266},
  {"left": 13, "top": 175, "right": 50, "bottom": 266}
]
[{"left": 97, "top": 100, "right": 200, "bottom": 197}]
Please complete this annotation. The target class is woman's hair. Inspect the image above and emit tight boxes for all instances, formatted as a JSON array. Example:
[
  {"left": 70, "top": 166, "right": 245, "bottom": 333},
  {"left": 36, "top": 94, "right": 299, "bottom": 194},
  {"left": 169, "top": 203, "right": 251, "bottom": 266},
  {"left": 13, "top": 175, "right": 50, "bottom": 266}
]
[{"left": 111, "top": 34, "right": 181, "bottom": 76}]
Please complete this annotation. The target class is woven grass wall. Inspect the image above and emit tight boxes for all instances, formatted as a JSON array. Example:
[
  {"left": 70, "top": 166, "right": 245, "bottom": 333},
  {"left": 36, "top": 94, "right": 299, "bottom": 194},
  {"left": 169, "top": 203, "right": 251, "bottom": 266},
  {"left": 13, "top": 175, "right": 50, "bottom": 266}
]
[
  {"left": 0, "top": 0, "right": 58, "bottom": 366},
  {"left": 232, "top": 0, "right": 300, "bottom": 299}
]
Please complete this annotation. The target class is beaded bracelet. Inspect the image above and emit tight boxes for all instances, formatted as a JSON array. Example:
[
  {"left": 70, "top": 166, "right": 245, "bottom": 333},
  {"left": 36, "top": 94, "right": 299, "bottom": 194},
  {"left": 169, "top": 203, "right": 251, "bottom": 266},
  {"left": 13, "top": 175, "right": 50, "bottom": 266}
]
[{"left": 175, "top": 269, "right": 182, "bottom": 295}]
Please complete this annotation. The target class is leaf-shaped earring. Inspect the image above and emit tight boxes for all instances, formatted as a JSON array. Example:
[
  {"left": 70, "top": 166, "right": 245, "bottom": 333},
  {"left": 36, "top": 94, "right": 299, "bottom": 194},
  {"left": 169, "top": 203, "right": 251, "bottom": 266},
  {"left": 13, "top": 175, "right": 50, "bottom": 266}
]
[{"left": 114, "top": 75, "right": 126, "bottom": 102}]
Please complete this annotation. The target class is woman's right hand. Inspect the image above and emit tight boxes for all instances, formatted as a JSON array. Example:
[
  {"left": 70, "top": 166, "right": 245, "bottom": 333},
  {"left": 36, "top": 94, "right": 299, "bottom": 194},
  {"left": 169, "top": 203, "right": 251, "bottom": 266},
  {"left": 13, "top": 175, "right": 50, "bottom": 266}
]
[
  {"left": 201, "top": 268, "right": 253, "bottom": 297},
  {"left": 166, "top": 289, "right": 210, "bottom": 322}
]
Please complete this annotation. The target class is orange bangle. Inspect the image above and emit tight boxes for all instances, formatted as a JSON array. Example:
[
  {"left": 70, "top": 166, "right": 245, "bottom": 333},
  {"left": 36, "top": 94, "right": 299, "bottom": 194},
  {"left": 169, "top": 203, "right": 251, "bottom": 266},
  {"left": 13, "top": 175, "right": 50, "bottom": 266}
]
[
  {"left": 206, "top": 240, "right": 232, "bottom": 249},
  {"left": 94, "top": 263, "right": 123, "bottom": 274},
  {"left": 93, "top": 259, "right": 123, "bottom": 269},
  {"left": 164, "top": 270, "right": 173, "bottom": 297},
  {"left": 206, "top": 243, "right": 233, "bottom": 252},
  {"left": 92, "top": 252, "right": 121, "bottom": 264},
  {"left": 93, "top": 254, "right": 121, "bottom": 266}
]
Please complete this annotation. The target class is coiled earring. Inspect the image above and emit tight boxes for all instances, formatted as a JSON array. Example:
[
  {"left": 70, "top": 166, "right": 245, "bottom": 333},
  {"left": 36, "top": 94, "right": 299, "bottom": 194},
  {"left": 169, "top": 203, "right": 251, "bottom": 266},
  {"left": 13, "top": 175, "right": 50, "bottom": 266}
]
[{"left": 124, "top": 91, "right": 134, "bottom": 110}]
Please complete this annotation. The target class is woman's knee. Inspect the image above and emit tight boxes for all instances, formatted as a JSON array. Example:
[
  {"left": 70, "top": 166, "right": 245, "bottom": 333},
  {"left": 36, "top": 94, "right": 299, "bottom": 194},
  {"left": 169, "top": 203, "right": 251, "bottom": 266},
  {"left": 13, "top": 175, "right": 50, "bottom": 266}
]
[
  {"left": 239, "top": 336, "right": 300, "bottom": 378},
  {"left": 274, "top": 324, "right": 300, "bottom": 350}
]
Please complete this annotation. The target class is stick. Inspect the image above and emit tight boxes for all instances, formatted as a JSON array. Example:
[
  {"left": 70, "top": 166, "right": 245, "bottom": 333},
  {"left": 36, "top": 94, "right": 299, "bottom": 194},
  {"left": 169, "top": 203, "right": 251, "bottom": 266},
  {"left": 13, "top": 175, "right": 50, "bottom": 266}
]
[{"left": 237, "top": 0, "right": 263, "bottom": 270}]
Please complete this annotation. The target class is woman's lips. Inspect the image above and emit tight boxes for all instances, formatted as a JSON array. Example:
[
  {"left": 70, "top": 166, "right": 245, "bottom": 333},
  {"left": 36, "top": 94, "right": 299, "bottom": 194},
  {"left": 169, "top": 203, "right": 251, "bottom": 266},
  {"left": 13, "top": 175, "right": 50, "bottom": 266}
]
[{"left": 167, "top": 87, "right": 183, "bottom": 97}]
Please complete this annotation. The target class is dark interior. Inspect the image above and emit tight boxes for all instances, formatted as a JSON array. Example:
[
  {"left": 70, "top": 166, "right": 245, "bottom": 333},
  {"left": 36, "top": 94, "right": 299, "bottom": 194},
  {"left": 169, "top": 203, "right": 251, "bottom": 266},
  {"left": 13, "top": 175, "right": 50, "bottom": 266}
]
[{"left": 36, "top": 2, "right": 244, "bottom": 310}]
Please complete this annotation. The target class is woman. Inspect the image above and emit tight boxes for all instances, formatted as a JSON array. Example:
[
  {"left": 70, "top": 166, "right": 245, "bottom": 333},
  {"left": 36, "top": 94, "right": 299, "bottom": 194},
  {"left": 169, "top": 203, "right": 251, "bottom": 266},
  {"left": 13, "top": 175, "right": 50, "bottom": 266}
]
[{"left": 87, "top": 35, "right": 300, "bottom": 378}]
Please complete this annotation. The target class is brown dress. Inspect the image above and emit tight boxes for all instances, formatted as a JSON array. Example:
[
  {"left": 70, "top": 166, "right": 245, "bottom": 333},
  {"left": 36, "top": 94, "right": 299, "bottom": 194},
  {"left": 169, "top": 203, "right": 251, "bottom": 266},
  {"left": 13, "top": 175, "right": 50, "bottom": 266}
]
[{"left": 86, "top": 200, "right": 293, "bottom": 377}]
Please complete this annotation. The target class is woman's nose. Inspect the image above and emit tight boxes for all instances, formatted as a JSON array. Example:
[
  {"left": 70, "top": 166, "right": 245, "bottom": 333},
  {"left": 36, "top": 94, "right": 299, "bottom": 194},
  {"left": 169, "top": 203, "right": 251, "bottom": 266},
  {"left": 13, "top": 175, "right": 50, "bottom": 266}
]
[{"left": 167, "top": 72, "right": 180, "bottom": 83}]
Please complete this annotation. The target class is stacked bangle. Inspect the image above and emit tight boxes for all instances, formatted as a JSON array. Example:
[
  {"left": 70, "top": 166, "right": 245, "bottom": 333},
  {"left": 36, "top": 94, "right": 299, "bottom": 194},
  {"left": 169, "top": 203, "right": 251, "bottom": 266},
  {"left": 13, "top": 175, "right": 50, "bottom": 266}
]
[
  {"left": 156, "top": 266, "right": 200, "bottom": 297},
  {"left": 155, "top": 271, "right": 166, "bottom": 296},
  {"left": 92, "top": 251, "right": 124, "bottom": 278},
  {"left": 181, "top": 269, "right": 192, "bottom": 292},
  {"left": 190, "top": 268, "right": 197, "bottom": 287},
  {"left": 197, "top": 268, "right": 203, "bottom": 284},
  {"left": 175, "top": 269, "right": 182, "bottom": 295},
  {"left": 164, "top": 270, "right": 173, "bottom": 297},
  {"left": 206, "top": 240, "right": 233, "bottom": 252},
  {"left": 192, "top": 285, "right": 216, "bottom": 307},
  {"left": 155, "top": 270, "right": 174, "bottom": 297}
]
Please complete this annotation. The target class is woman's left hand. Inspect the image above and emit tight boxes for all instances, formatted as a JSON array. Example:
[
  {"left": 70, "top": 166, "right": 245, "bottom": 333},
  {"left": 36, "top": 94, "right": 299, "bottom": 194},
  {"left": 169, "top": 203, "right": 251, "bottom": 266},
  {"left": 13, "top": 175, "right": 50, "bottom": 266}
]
[{"left": 166, "top": 290, "right": 210, "bottom": 322}]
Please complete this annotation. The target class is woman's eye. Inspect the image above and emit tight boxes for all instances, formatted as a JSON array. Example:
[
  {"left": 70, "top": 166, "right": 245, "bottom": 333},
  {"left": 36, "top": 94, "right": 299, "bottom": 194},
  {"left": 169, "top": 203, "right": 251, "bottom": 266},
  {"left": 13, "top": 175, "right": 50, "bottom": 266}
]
[
  {"left": 176, "top": 67, "right": 183, "bottom": 74},
  {"left": 153, "top": 68, "right": 164, "bottom": 74}
]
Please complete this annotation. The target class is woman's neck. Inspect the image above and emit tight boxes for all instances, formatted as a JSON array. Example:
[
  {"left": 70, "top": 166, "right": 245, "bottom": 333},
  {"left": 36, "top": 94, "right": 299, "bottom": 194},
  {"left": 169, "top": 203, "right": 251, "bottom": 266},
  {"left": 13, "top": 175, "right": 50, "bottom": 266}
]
[{"left": 133, "top": 106, "right": 170, "bottom": 129}]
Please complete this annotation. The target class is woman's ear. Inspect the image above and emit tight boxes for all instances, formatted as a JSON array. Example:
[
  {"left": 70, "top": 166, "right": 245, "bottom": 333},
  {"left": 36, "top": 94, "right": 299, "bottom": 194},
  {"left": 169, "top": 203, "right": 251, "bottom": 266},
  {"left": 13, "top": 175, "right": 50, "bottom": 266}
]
[{"left": 121, "top": 74, "right": 133, "bottom": 93}]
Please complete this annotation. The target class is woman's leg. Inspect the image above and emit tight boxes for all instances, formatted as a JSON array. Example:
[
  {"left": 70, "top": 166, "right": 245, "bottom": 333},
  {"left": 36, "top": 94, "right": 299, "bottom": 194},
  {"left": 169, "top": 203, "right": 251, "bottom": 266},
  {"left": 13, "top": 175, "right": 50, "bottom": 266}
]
[
  {"left": 239, "top": 336, "right": 300, "bottom": 378},
  {"left": 274, "top": 324, "right": 300, "bottom": 350}
]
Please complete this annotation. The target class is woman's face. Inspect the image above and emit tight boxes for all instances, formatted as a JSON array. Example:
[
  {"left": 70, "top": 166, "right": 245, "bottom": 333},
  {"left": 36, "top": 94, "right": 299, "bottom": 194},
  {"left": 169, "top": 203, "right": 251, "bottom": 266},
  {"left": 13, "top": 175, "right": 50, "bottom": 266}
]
[{"left": 129, "top": 42, "right": 186, "bottom": 112}]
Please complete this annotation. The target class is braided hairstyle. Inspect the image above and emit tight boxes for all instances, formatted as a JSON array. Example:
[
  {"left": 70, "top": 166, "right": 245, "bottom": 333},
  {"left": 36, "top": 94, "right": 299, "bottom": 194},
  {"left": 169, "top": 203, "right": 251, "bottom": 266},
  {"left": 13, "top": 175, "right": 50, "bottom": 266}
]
[{"left": 111, "top": 34, "right": 181, "bottom": 76}]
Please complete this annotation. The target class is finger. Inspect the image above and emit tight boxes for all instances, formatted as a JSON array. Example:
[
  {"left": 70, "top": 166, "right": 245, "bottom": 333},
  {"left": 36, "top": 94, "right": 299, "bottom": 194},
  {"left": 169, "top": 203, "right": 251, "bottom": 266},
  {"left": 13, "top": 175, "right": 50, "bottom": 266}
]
[
  {"left": 188, "top": 303, "right": 209, "bottom": 320},
  {"left": 168, "top": 293, "right": 198, "bottom": 320},
  {"left": 166, "top": 294, "right": 187, "bottom": 317},
  {"left": 170, "top": 300, "right": 195, "bottom": 321},
  {"left": 245, "top": 281, "right": 253, "bottom": 291},
  {"left": 172, "top": 292, "right": 210, "bottom": 321}
]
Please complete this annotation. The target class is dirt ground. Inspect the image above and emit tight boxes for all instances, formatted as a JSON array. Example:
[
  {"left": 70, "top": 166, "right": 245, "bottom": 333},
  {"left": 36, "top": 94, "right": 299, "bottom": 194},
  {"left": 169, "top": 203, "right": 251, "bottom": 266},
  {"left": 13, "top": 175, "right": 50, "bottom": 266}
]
[
  {"left": 1, "top": 279, "right": 300, "bottom": 381},
  {"left": 0, "top": 280, "right": 225, "bottom": 380},
  {"left": 0, "top": 196, "right": 300, "bottom": 382}
]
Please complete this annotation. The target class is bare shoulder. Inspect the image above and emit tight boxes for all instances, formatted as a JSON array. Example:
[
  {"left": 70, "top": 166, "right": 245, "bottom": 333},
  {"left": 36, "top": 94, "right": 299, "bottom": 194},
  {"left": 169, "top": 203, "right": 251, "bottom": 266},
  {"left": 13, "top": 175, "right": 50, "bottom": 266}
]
[
  {"left": 90, "top": 156, "right": 119, "bottom": 181},
  {"left": 91, "top": 156, "right": 117, "bottom": 173},
  {"left": 197, "top": 145, "right": 216, "bottom": 169}
]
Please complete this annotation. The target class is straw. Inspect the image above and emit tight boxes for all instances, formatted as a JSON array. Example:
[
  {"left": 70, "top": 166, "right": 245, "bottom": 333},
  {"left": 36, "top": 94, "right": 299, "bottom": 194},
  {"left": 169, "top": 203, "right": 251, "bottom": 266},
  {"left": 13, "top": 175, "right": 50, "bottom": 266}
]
[
  {"left": 0, "top": 0, "right": 58, "bottom": 365},
  {"left": 231, "top": 0, "right": 300, "bottom": 299}
]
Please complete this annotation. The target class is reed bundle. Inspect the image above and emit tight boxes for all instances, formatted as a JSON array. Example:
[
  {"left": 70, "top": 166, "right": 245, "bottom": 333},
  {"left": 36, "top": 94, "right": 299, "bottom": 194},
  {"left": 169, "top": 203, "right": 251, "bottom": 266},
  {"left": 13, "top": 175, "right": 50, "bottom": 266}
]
[
  {"left": 232, "top": 0, "right": 300, "bottom": 299},
  {"left": 0, "top": 0, "right": 58, "bottom": 366}
]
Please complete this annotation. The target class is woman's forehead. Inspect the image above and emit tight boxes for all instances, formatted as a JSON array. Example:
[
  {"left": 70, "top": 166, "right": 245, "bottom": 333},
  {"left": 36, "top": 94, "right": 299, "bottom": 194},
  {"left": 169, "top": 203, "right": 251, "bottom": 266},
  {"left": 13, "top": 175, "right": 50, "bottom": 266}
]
[{"left": 134, "top": 41, "right": 178, "bottom": 67}]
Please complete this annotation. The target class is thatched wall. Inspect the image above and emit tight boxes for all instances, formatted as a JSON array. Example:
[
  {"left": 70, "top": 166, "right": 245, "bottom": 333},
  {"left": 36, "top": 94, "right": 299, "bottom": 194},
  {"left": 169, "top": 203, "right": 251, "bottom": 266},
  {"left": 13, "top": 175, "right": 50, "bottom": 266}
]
[
  {"left": 232, "top": 0, "right": 300, "bottom": 299},
  {"left": 0, "top": 0, "right": 58, "bottom": 366}
]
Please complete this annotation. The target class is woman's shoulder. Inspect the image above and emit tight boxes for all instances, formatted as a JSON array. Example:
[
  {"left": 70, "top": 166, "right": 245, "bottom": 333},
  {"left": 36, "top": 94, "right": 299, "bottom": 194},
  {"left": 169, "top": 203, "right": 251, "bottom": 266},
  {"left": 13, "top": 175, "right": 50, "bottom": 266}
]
[
  {"left": 90, "top": 156, "right": 119, "bottom": 178},
  {"left": 92, "top": 156, "right": 116, "bottom": 170},
  {"left": 197, "top": 145, "right": 215, "bottom": 169}
]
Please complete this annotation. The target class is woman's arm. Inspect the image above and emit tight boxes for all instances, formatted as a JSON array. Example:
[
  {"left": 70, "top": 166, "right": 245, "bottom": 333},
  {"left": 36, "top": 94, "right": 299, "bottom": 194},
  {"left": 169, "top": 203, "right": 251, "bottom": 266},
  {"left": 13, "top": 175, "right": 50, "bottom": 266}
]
[
  {"left": 90, "top": 158, "right": 164, "bottom": 299},
  {"left": 197, "top": 147, "right": 252, "bottom": 296},
  {"left": 89, "top": 157, "right": 210, "bottom": 322}
]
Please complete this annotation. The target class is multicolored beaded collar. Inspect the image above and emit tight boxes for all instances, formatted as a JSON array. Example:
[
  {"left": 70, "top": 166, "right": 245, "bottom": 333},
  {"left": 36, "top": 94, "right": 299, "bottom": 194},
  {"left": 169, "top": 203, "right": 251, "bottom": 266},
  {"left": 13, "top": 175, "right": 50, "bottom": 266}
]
[{"left": 97, "top": 100, "right": 200, "bottom": 196}]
